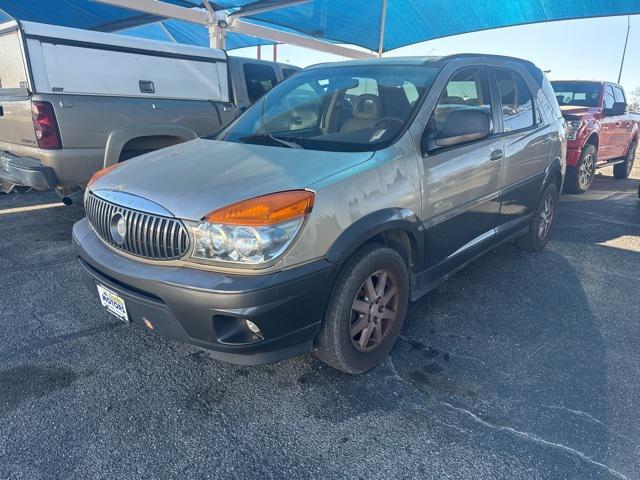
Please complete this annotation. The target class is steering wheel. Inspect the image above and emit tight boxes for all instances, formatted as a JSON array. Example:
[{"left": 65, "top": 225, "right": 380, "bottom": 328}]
[{"left": 373, "top": 117, "right": 405, "bottom": 129}]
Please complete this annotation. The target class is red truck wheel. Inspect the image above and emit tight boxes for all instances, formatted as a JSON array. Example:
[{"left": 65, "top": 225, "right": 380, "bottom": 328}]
[
  {"left": 564, "top": 144, "right": 597, "bottom": 194},
  {"left": 613, "top": 140, "right": 637, "bottom": 179}
]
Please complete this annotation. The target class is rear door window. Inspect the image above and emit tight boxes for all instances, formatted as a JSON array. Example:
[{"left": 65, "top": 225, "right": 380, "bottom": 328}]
[
  {"left": 613, "top": 86, "right": 626, "bottom": 104},
  {"left": 495, "top": 69, "right": 534, "bottom": 132},
  {"left": 243, "top": 63, "right": 278, "bottom": 103}
]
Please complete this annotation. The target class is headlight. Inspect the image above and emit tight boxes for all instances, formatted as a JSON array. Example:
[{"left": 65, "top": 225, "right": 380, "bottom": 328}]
[
  {"left": 191, "top": 190, "right": 314, "bottom": 265},
  {"left": 566, "top": 120, "right": 584, "bottom": 141}
]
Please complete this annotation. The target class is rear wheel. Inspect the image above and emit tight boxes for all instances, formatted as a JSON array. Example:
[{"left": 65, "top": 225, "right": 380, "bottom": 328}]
[
  {"left": 564, "top": 144, "right": 596, "bottom": 194},
  {"left": 613, "top": 140, "right": 636, "bottom": 179},
  {"left": 516, "top": 182, "right": 559, "bottom": 252},
  {"left": 314, "top": 245, "right": 409, "bottom": 374}
]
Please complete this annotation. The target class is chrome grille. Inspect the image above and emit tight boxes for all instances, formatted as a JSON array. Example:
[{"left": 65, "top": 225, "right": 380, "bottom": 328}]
[{"left": 85, "top": 193, "right": 189, "bottom": 260}]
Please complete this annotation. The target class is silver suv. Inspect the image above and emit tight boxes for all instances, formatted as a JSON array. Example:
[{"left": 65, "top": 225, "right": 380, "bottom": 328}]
[{"left": 73, "top": 55, "right": 566, "bottom": 374}]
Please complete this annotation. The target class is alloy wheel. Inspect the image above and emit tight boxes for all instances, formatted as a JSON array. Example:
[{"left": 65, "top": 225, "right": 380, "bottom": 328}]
[
  {"left": 537, "top": 192, "right": 555, "bottom": 240},
  {"left": 350, "top": 270, "right": 399, "bottom": 352},
  {"left": 626, "top": 144, "right": 636, "bottom": 176},
  {"left": 578, "top": 153, "right": 595, "bottom": 189}
]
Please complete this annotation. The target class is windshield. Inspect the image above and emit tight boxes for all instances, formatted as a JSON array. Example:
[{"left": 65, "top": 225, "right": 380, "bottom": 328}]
[
  {"left": 221, "top": 64, "right": 440, "bottom": 152},
  {"left": 551, "top": 81, "right": 601, "bottom": 108}
]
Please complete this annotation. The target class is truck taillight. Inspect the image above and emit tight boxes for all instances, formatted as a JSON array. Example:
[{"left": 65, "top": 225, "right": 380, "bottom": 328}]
[{"left": 31, "top": 101, "right": 62, "bottom": 149}]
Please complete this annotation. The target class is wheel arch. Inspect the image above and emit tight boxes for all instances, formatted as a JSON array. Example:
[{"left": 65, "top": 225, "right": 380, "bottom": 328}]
[
  {"left": 625, "top": 132, "right": 638, "bottom": 155},
  {"left": 103, "top": 125, "right": 198, "bottom": 167},
  {"left": 585, "top": 131, "right": 599, "bottom": 149},
  {"left": 324, "top": 208, "right": 424, "bottom": 273},
  {"left": 544, "top": 156, "right": 564, "bottom": 193}
]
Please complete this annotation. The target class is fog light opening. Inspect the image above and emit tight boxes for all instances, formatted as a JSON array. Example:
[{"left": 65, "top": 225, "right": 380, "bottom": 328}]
[
  {"left": 245, "top": 319, "right": 261, "bottom": 335},
  {"left": 213, "top": 314, "right": 264, "bottom": 344}
]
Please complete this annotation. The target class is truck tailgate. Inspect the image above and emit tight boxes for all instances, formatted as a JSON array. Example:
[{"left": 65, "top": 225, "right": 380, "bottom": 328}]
[{"left": 0, "top": 95, "right": 37, "bottom": 148}]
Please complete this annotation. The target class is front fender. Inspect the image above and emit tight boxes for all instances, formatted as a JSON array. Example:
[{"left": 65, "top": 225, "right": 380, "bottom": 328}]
[{"left": 324, "top": 208, "right": 424, "bottom": 270}]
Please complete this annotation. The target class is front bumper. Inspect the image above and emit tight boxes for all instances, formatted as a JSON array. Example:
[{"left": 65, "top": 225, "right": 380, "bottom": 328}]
[
  {"left": 0, "top": 151, "right": 57, "bottom": 189},
  {"left": 73, "top": 218, "right": 339, "bottom": 365}
]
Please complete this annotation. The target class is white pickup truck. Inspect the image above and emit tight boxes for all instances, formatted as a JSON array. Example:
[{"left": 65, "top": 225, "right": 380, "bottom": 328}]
[{"left": 0, "top": 20, "right": 298, "bottom": 201}]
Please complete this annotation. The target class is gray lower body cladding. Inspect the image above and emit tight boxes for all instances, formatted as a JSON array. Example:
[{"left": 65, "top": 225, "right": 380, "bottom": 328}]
[{"left": 73, "top": 218, "right": 339, "bottom": 365}]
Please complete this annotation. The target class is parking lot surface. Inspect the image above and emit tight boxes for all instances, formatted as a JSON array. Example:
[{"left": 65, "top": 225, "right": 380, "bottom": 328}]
[{"left": 1, "top": 163, "right": 639, "bottom": 480}]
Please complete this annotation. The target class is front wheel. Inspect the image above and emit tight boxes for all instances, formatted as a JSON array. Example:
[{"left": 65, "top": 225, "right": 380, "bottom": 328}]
[
  {"left": 516, "top": 182, "right": 559, "bottom": 252},
  {"left": 613, "top": 140, "right": 636, "bottom": 179},
  {"left": 314, "top": 245, "right": 409, "bottom": 374},
  {"left": 564, "top": 144, "right": 596, "bottom": 194}
]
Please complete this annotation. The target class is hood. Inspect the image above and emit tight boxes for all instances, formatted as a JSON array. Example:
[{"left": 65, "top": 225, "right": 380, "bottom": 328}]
[
  {"left": 91, "top": 139, "right": 374, "bottom": 220},
  {"left": 559, "top": 105, "right": 599, "bottom": 118}
]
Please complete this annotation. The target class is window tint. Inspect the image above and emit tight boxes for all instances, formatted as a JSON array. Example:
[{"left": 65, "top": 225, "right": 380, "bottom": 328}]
[
  {"left": 604, "top": 85, "right": 615, "bottom": 109},
  {"left": 613, "top": 86, "right": 626, "bottom": 104},
  {"left": 243, "top": 63, "right": 278, "bottom": 103},
  {"left": 428, "top": 67, "right": 492, "bottom": 138},
  {"left": 495, "top": 69, "right": 534, "bottom": 132}
]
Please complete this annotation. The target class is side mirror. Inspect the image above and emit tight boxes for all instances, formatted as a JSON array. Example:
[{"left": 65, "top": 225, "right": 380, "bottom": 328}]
[
  {"left": 426, "top": 108, "right": 491, "bottom": 153},
  {"left": 605, "top": 102, "right": 627, "bottom": 116}
]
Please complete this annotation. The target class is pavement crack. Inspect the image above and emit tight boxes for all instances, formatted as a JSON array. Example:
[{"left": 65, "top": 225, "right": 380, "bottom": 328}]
[
  {"left": 440, "top": 401, "right": 628, "bottom": 479},
  {"left": 542, "top": 404, "right": 635, "bottom": 443},
  {"left": 543, "top": 404, "right": 606, "bottom": 426},
  {"left": 386, "top": 356, "right": 405, "bottom": 382}
]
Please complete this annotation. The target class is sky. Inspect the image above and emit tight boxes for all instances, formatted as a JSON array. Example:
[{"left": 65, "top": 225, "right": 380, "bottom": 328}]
[{"left": 232, "top": 14, "right": 640, "bottom": 100}]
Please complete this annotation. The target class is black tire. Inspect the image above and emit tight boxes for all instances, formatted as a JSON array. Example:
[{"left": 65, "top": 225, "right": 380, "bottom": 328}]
[
  {"left": 516, "top": 182, "right": 559, "bottom": 252},
  {"left": 314, "top": 245, "right": 409, "bottom": 374},
  {"left": 564, "top": 144, "right": 596, "bottom": 194},
  {"left": 613, "top": 140, "right": 636, "bottom": 179}
]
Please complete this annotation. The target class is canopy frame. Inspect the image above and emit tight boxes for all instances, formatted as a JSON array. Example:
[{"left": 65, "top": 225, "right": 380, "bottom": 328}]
[{"left": 97, "top": 0, "right": 376, "bottom": 58}]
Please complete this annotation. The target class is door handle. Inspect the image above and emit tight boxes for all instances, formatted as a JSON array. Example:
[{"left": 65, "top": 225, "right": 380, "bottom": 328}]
[
  {"left": 490, "top": 149, "right": 504, "bottom": 161},
  {"left": 541, "top": 135, "right": 551, "bottom": 144},
  {"left": 616, "top": 121, "right": 622, "bottom": 127}
]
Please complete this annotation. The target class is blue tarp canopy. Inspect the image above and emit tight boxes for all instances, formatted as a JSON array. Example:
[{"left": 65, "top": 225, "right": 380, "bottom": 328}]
[
  {"left": 0, "top": 0, "right": 273, "bottom": 49},
  {"left": 1, "top": 0, "right": 640, "bottom": 52}
]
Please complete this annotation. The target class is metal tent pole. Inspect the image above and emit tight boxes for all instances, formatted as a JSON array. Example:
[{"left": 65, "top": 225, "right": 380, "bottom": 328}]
[
  {"left": 618, "top": 15, "right": 631, "bottom": 84},
  {"left": 377, "top": 0, "right": 387, "bottom": 57}
]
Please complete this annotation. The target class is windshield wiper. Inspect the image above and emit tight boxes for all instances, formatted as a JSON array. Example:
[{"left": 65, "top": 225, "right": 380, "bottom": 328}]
[{"left": 239, "top": 133, "right": 304, "bottom": 149}]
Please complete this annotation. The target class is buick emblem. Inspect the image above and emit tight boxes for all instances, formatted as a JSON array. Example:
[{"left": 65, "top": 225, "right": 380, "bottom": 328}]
[{"left": 110, "top": 212, "right": 127, "bottom": 245}]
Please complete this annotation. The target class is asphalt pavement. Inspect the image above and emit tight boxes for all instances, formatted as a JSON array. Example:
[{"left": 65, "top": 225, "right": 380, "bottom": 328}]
[{"left": 1, "top": 162, "right": 639, "bottom": 479}]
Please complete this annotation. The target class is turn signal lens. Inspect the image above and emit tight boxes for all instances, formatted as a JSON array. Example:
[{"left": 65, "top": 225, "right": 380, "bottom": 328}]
[
  {"left": 87, "top": 163, "right": 121, "bottom": 188},
  {"left": 192, "top": 191, "right": 315, "bottom": 265},
  {"left": 204, "top": 190, "right": 314, "bottom": 226}
]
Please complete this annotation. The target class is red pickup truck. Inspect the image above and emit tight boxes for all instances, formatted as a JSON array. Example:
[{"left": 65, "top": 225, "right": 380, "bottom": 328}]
[{"left": 551, "top": 81, "right": 638, "bottom": 193}]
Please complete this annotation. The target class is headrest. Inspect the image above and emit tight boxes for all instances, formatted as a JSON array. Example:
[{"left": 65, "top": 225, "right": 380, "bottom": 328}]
[{"left": 352, "top": 94, "right": 379, "bottom": 120}]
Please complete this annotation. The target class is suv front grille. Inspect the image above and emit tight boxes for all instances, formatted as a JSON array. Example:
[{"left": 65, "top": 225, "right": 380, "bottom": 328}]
[{"left": 85, "top": 193, "right": 189, "bottom": 260}]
